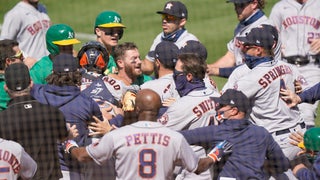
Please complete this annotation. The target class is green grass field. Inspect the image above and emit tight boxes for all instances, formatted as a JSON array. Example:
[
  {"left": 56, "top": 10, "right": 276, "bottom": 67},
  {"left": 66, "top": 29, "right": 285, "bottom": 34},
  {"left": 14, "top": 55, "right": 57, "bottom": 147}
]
[{"left": 1, "top": 0, "right": 319, "bottom": 125}]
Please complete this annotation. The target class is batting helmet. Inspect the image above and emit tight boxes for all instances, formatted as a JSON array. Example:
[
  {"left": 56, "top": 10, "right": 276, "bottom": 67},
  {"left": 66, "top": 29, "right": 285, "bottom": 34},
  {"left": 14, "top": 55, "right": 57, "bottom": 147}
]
[
  {"left": 94, "top": 11, "right": 126, "bottom": 29},
  {"left": 304, "top": 127, "right": 320, "bottom": 151},
  {"left": 46, "top": 24, "right": 81, "bottom": 55},
  {"left": 77, "top": 41, "right": 109, "bottom": 73}
]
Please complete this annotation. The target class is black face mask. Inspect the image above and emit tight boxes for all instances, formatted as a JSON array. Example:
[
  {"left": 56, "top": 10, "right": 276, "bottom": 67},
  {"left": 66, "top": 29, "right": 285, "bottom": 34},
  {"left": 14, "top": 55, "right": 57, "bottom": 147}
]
[{"left": 173, "top": 69, "right": 205, "bottom": 97}]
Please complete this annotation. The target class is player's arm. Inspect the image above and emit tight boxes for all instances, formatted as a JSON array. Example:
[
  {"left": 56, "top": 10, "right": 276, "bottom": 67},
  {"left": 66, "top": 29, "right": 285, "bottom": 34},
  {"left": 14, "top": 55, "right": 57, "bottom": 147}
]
[
  {"left": 207, "top": 51, "right": 235, "bottom": 76},
  {"left": 141, "top": 58, "right": 154, "bottom": 75},
  {"left": 64, "top": 140, "right": 93, "bottom": 163},
  {"left": 195, "top": 140, "right": 233, "bottom": 174},
  {"left": 180, "top": 125, "right": 216, "bottom": 149},
  {"left": 19, "top": 148, "right": 37, "bottom": 180}
]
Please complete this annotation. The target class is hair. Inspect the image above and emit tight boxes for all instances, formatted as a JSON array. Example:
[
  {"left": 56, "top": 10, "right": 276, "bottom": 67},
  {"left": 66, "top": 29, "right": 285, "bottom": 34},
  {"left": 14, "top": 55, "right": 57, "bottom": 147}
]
[
  {"left": 178, "top": 53, "right": 207, "bottom": 80},
  {"left": 256, "top": 0, "right": 265, "bottom": 9},
  {"left": 113, "top": 42, "right": 138, "bottom": 68},
  {"left": 46, "top": 71, "right": 82, "bottom": 86},
  {"left": 0, "top": 39, "right": 19, "bottom": 70},
  {"left": 6, "top": 86, "right": 31, "bottom": 98}
]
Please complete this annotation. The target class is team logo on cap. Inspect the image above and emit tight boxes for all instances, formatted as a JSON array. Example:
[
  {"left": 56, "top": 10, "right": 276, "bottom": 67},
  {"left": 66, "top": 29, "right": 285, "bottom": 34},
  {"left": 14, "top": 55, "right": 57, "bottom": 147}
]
[
  {"left": 114, "top": 16, "right": 121, "bottom": 23},
  {"left": 68, "top": 31, "right": 75, "bottom": 39},
  {"left": 165, "top": 3, "right": 173, "bottom": 9}
]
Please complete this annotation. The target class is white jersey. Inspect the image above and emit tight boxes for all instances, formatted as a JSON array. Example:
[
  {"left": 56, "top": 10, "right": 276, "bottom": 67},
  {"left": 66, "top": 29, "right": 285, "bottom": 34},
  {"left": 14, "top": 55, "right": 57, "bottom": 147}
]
[
  {"left": 158, "top": 88, "right": 219, "bottom": 179},
  {"left": 0, "top": 2, "right": 50, "bottom": 60},
  {"left": 228, "top": 10, "right": 282, "bottom": 65},
  {"left": 81, "top": 72, "right": 139, "bottom": 108},
  {"left": 223, "top": 60, "right": 307, "bottom": 133},
  {"left": 140, "top": 73, "right": 180, "bottom": 102},
  {"left": 141, "top": 74, "right": 219, "bottom": 103},
  {"left": 146, "top": 30, "right": 198, "bottom": 62},
  {"left": 86, "top": 121, "right": 199, "bottom": 180},
  {"left": 269, "top": 0, "right": 320, "bottom": 126},
  {"left": 0, "top": 138, "right": 37, "bottom": 180}
]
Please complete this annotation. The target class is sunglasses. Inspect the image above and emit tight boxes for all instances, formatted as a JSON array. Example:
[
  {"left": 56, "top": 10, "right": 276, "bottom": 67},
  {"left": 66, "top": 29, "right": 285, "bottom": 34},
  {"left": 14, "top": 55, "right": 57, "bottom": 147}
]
[
  {"left": 161, "top": 14, "right": 179, "bottom": 22},
  {"left": 9, "top": 51, "right": 24, "bottom": 61},
  {"left": 101, "top": 28, "right": 124, "bottom": 36}
]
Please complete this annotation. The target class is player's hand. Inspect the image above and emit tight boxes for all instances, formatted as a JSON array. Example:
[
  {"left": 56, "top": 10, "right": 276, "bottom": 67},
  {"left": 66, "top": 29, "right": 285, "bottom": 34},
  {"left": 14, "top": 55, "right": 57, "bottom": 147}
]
[
  {"left": 162, "top": 97, "right": 176, "bottom": 107},
  {"left": 23, "top": 57, "right": 37, "bottom": 69},
  {"left": 310, "top": 38, "right": 320, "bottom": 54},
  {"left": 294, "top": 79, "right": 303, "bottom": 94},
  {"left": 206, "top": 64, "right": 220, "bottom": 76},
  {"left": 207, "top": 140, "right": 233, "bottom": 162},
  {"left": 63, "top": 139, "right": 79, "bottom": 154},
  {"left": 289, "top": 131, "right": 305, "bottom": 149},
  {"left": 280, "top": 88, "right": 301, "bottom": 108},
  {"left": 88, "top": 116, "right": 117, "bottom": 136},
  {"left": 66, "top": 123, "right": 79, "bottom": 139}
]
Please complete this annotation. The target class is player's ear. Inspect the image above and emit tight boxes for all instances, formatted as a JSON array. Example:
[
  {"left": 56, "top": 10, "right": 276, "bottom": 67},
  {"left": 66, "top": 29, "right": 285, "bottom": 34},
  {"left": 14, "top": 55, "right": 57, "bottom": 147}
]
[
  {"left": 179, "top": 18, "right": 186, "bottom": 27},
  {"left": 186, "top": 73, "right": 193, "bottom": 81}
]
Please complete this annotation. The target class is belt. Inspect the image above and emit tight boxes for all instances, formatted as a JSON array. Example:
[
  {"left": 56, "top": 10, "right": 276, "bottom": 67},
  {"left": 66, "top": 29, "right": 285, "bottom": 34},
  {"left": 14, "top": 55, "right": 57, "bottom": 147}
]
[
  {"left": 275, "top": 122, "right": 306, "bottom": 136},
  {"left": 285, "top": 55, "right": 320, "bottom": 66}
]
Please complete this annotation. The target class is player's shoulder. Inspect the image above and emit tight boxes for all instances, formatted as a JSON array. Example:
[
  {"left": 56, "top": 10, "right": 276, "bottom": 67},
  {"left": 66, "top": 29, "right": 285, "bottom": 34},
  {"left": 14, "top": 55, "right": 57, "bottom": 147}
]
[{"left": 0, "top": 138, "right": 23, "bottom": 151}]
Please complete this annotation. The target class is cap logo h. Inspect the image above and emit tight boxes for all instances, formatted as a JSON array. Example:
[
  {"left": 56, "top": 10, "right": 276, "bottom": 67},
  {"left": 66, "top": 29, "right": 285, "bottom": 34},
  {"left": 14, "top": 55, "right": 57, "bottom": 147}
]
[{"left": 166, "top": 3, "right": 173, "bottom": 9}]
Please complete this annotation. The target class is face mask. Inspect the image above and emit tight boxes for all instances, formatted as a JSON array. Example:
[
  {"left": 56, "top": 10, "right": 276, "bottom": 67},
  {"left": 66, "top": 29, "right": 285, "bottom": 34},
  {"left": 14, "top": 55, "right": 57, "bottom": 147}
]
[
  {"left": 215, "top": 111, "right": 228, "bottom": 123},
  {"left": 244, "top": 54, "right": 272, "bottom": 69},
  {"left": 173, "top": 69, "right": 205, "bottom": 97}
]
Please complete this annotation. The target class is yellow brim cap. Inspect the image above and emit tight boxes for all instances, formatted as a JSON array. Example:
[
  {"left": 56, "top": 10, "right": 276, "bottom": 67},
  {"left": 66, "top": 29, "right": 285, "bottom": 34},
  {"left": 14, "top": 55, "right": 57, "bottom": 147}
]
[
  {"left": 53, "top": 39, "right": 81, "bottom": 45},
  {"left": 98, "top": 23, "right": 126, "bottom": 28}
]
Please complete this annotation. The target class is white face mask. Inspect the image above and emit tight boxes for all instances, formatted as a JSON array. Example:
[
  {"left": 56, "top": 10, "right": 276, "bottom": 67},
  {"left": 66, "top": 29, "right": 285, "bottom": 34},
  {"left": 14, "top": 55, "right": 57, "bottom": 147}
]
[{"left": 214, "top": 108, "right": 233, "bottom": 124}]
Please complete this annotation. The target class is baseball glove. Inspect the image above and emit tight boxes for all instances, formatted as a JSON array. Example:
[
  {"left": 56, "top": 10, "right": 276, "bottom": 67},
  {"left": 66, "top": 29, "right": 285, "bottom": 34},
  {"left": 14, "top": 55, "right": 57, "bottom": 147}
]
[{"left": 121, "top": 89, "right": 137, "bottom": 111}]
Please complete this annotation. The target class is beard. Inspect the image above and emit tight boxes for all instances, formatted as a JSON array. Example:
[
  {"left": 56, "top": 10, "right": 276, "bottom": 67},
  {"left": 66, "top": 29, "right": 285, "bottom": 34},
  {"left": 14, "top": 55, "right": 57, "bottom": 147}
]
[
  {"left": 154, "top": 64, "right": 159, "bottom": 79},
  {"left": 124, "top": 63, "right": 141, "bottom": 81}
]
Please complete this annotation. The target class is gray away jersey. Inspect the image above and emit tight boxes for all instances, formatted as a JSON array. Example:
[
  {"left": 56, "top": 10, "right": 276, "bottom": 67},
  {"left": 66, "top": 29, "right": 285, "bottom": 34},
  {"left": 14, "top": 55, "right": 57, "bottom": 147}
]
[
  {"left": 86, "top": 121, "right": 199, "bottom": 180},
  {"left": 0, "top": 138, "right": 37, "bottom": 180}
]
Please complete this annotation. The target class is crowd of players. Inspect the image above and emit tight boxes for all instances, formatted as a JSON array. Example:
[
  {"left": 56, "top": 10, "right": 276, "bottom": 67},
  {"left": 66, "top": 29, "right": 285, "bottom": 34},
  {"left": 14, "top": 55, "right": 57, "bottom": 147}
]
[{"left": 0, "top": 0, "right": 320, "bottom": 179}]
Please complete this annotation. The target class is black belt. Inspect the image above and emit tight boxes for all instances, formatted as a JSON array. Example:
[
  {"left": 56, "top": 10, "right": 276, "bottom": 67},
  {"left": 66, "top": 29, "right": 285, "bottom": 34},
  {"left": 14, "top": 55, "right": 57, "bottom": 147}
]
[
  {"left": 275, "top": 122, "right": 306, "bottom": 136},
  {"left": 285, "top": 55, "right": 320, "bottom": 66}
]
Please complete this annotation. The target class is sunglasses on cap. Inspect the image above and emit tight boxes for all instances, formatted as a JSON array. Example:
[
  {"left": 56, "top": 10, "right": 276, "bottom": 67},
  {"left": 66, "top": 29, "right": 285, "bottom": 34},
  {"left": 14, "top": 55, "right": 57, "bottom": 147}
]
[
  {"left": 101, "top": 28, "right": 124, "bottom": 39},
  {"left": 161, "top": 14, "right": 179, "bottom": 22},
  {"left": 9, "top": 51, "right": 24, "bottom": 61}
]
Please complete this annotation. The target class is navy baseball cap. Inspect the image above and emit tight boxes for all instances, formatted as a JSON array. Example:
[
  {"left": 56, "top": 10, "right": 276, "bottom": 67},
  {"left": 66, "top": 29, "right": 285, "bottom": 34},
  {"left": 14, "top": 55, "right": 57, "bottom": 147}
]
[
  {"left": 5, "top": 63, "right": 31, "bottom": 91},
  {"left": 154, "top": 41, "right": 179, "bottom": 69},
  {"left": 157, "top": 1, "right": 188, "bottom": 19},
  {"left": 236, "top": 26, "right": 274, "bottom": 50},
  {"left": 211, "top": 89, "right": 251, "bottom": 113},
  {"left": 53, "top": 53, "right": 79, "bottom": 73},
  {"left": 180, "top": 40, "right": 208, "bottom": 62}
]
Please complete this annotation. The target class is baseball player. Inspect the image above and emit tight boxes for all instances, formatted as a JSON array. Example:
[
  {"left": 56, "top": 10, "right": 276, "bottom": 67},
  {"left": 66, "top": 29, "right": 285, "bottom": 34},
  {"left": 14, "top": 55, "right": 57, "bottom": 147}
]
[
  {"left": 269, "top": 0, "right": 320, "bottom": 129},
  {"left": 206, "top": 0, "right": 282, "bottom": 78},
  {"left": 29, "top": 24, "right": 81, "bottom": 84},
  {"left": 223, "top": 26, "right": 307, "bottom": 179},
  {"left": 0, "top": 138, "right": 37, "bottom": 180},
  {"left": 158, "top": 53, "right": 220, "bottom": 179},
  {"left": 0, "top": 0, "right": 50, "bottom": 60},
  {"left": 63, "top": 89, "right": 229, "bottom": 179},
  {"left": 140, "top": 41, "right": 181, "bottom": 106},
  {"left": 142, "top": 1, "right": 199, "bottom": 75},
  {"left": 291, "top": 127, "right": 320, "bottom": 179}
]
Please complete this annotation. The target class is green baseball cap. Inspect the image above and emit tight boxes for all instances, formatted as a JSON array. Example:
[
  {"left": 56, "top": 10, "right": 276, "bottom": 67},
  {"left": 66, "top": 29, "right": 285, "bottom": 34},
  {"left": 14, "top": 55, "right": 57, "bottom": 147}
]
[
  {"left": 46, "top": 24, "right": 80, "bottom": 55},
  {"left": 95, "top": 11, "right": 126, "bottom": 28}
]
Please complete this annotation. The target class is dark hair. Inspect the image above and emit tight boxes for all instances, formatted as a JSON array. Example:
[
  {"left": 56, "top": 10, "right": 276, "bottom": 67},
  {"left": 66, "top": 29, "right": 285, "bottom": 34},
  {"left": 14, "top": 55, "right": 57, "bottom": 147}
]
[
  {"left": 178, "top": 53, "right": 207, "bottom": 80},
  {"left": 113, "top": 42, "right": 138, "bottom": 67},
  {"left": 257, "top": 0, "right": 265, "bottom": 9},
  {"left": 0, "top": 39, "right": 19, "bottom": 70},
  {"left": 46, "top": 71, "right": 82, "bottom": 86}
]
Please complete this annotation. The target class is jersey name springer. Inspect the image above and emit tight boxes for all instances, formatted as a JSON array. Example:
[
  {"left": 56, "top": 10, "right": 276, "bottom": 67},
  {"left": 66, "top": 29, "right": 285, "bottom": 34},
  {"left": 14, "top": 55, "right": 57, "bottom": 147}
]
[{"left": 259, "top": 64, "right": 293, "bottom": 88}]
